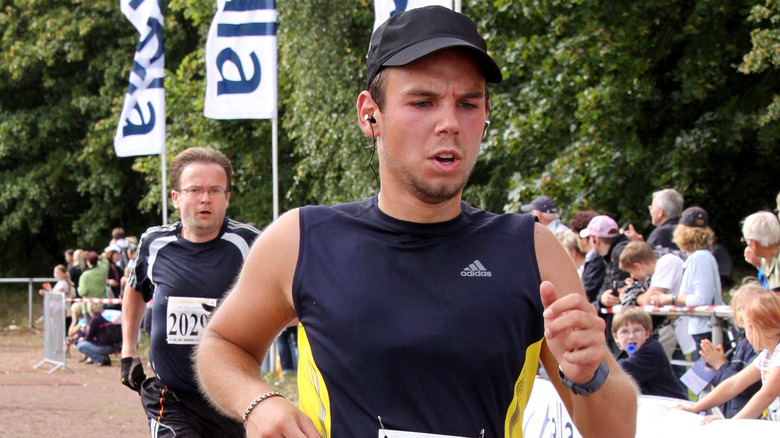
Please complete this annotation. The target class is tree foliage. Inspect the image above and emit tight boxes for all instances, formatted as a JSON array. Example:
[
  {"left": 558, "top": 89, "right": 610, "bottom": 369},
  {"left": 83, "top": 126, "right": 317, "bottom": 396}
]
[
  {"left": 1, "top": 0, "right": 778, "bottom": 275},
  {"left": 471, "top": 0, "right": 780, "bottom": 259}
]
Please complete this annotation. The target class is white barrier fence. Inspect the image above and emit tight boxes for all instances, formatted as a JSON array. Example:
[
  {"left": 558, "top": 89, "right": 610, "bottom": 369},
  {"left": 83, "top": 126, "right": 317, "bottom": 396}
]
[
  {"left": 524, "top": 378, "right": 780, "bottom": 437},
  {"left": 33, "top": 291, "right": 73, "bottom": 373}
]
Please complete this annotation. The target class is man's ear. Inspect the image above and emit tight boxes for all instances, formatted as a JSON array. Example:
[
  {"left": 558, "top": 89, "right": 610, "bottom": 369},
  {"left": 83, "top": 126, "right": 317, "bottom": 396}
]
[
  {"left": 357, "top": 90, "right": 379, "bottom": 138},
  {"left": 171, "top": 190, "right": 180, "bottom": 209}
]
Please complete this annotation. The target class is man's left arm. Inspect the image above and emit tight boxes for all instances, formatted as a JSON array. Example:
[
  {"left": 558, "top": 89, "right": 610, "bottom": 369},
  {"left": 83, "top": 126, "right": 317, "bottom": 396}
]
[{"left": 534, "top": 223, "right": 637, "bottom": 438}]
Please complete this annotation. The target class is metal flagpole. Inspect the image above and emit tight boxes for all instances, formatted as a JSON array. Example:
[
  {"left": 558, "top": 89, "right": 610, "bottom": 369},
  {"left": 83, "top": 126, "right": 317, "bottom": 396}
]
[
  {"left": 264, "top": 116, "right": 280, "bottom": 374},
  {"left": 161, "top": 146, "right": 168, "bottom": 225},
  {"left": 454, "top": 0, "right": 461, "bottom": 13},
  {"left": 272, "top": 117, "right": 279, "bottom": 220}
]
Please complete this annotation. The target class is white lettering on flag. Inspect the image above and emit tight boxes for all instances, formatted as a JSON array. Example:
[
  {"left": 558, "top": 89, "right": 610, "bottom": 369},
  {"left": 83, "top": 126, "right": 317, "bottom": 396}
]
[
  {"left": 204, "top": 0, "right": 277, "bottom": 119},
  {"left": 373, "top": 0, "right": 452, "bottom": 31},
  {"left": 114, "top": 0, "right": 165, "bottom": 158}
]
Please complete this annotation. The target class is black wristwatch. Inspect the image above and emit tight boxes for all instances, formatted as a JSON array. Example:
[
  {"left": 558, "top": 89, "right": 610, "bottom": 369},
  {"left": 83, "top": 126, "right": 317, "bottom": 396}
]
[{"left": 558, "top": 360, "right": 610, "bottom": 396}]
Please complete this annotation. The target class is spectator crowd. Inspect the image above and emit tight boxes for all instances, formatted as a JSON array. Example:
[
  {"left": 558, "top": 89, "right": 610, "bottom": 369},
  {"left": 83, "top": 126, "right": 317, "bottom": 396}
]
[
  {"left": 43, "top": 227, "right": 138, "bottom": 368},
  {"left": 541, "top": 188, "right": 780, "bottom": 422}
]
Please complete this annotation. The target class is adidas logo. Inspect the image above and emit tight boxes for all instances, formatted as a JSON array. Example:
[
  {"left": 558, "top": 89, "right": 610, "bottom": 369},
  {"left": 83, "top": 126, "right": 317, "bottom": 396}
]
[{"left": 461, "top": 260, "right": 492, "bottom": 277}]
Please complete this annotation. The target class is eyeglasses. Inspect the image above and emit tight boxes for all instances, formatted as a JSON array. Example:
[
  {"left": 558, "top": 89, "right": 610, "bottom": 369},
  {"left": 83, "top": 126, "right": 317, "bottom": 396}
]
[
  {"left": 616, "top": 327, "right": 646, "bottom": 338},
  {"left": 741, "top": 236, "right": 751, "bottom": 246},
  {"left": 647, "top": 204, "right": 655, "bottom": 212},
  {"left": 178, "top": 186, "right": 228, "bottom": 198}
]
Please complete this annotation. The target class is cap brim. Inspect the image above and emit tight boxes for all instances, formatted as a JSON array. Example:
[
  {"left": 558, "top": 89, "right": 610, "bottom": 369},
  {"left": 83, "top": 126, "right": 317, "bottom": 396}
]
[
  {"left": 383, "top": 37, "right": 502, "bottom": 83},
  {"left": 579, "top": 229, "right": 591, "bottom": 238},
  {"left": 520, "top": 204, "right": 534, "bottom": 212}
]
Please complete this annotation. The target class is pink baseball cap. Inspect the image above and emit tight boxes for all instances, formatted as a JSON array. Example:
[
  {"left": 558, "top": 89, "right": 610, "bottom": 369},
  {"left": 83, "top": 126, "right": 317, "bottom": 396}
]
[{"left": 579, "top": 215, "right": 619, "bottom": 238}]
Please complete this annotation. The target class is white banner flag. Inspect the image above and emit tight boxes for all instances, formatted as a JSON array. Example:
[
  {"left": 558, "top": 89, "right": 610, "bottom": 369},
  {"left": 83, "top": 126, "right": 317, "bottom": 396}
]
[
  {"left": 373, "top": 0, "right": 452, "bottom": 31},
  {"left": 204, "top": 0, "right": 277, "bottom": 119},
  {"left": 114, "top": 0, "right": 166, "bottom": 158}
]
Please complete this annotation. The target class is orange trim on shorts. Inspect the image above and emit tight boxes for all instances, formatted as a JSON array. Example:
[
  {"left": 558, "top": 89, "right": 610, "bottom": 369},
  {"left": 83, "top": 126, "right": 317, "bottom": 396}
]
[{"left": 158, "top": 386, "right": 167, "bottom": 421}]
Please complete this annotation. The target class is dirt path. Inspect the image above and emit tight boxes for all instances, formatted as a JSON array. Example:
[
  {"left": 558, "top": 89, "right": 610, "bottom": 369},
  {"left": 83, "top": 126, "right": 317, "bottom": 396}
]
[{"left": 0, "top": 330, "right": 149, "bottom": 437}]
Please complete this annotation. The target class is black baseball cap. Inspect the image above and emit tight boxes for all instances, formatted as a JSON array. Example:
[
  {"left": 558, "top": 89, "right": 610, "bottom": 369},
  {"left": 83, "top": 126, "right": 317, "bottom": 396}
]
[
  {"left": 679, "top": 206, "right": 709, "bottom": 228},
  {"left": 365, "top": 6, "right": 502, "bottom": 89},
  {"left": 520, "top": 195, "right": 558, "bottom": 213}
]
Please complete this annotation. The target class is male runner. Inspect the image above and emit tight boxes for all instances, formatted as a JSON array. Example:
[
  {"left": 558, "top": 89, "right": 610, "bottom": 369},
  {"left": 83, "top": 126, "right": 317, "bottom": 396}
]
[
  {"left": 120, "top": 147, "right": 260, "bottom": 437},
  {"left": 197, "top": 7, "right": 637, "bottom": 438}
]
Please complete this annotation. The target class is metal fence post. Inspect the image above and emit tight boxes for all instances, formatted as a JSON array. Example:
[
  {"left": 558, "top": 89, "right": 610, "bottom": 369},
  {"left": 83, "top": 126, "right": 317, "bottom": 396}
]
[{"left": 28, "top": 279, "right": 33, "bottom": 329}]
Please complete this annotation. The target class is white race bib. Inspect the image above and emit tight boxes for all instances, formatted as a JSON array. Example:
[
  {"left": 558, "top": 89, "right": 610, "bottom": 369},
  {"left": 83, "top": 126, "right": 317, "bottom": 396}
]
[{"left": 166, "top": 296, "right": 217, "bottom": 344}]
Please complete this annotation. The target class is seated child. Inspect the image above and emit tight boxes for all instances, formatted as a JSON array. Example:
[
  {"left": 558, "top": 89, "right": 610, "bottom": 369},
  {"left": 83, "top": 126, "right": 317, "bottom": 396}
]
[
  {"left": 612, "top": 306, "right": 688, "bottom": 400},
  {"left": 674, "top": 291, "right": 780, "bottom": 423},
  {"left": 66, "top": 302, "right": 86, "bottom": 358},
  {"left": 698, "top": 282, "right": 763, "bottom": 418}
]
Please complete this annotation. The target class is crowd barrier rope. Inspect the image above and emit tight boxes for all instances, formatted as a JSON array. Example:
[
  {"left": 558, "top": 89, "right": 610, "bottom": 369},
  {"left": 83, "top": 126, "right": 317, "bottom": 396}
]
[
  {"left": 33, "top": 291, "right": 74, "bottom": 374},
  {"left": 600, "top": 304, "right": 733, "bottom": 318},
  {"left": 66, "top": 297, "right": 123, "bottom": 304}
]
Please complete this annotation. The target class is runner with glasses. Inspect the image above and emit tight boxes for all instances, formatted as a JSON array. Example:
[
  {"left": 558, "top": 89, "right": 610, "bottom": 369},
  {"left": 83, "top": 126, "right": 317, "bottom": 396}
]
[{"left": 120, "top": 147, "right": 260, "bottom": 438}]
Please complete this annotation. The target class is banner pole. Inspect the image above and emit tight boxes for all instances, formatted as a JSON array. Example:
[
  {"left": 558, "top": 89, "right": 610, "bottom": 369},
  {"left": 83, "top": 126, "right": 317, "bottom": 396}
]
[
  {"left": 454, "top": 0, "right": 461, "bottom": 13},
  {"left": 161, "top": 146, "right": 168, "bottom": 225},
  {"left": 272, "top": 117, "right": 279, "bottom": 220}
]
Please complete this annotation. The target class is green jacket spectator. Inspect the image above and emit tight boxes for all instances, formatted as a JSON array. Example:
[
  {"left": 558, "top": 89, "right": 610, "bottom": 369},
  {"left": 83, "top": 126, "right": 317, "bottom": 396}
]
[{"left": 78, "top": 251, "right": 109, "bottom": 317}]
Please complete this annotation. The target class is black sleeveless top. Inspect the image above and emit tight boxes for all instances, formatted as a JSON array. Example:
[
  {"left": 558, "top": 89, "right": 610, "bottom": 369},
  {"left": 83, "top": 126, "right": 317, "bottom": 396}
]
[{"left": 293, "top": 197, "right": 545, "bottom": 437}]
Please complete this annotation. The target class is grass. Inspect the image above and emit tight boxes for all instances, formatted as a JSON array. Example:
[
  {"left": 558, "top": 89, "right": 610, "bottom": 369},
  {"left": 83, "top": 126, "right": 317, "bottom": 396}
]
[{"left": 0, "top": 284, "right": 43, "bottom": 329}]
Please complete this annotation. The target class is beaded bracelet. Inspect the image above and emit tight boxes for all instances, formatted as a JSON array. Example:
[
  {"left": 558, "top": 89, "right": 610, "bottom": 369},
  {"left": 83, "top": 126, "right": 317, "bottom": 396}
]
[{"left": 242, "top": 391, "right": 284, "bottom": 423}]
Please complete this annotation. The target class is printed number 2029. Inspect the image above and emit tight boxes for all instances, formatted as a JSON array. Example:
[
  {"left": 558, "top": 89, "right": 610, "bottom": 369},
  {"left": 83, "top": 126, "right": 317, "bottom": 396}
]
[{"left": 168, "top": 313, "right": 209, "bottom": 337}]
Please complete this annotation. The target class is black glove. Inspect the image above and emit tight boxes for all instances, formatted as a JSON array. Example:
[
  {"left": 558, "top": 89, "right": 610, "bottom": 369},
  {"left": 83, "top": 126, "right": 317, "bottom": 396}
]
[{"left": 120, "top": 356, "right": 146, "bottom": 393}]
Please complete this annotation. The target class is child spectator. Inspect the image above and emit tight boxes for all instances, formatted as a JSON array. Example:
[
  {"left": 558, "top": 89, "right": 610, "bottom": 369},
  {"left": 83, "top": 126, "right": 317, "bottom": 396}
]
[
  {"left": 612, "top": 306, "right": 688, "bottom": 400},
  {"left": 674, "top": 291, "right": 780, "bottom": 423},
  {"left": 618, "top": 241, "right": 684, "bottom": 306},
  {"left": 66, "top": 301, "right": 86, "bottom": 358},
  {"left": 618, "top": 241, "right": 687, "bottom": 365},
  {"left": 697, "top": 282, "right": 763, "bottom": 418},
  {"left": 39, "top": 264, "right": 77, "bottom": 330}
]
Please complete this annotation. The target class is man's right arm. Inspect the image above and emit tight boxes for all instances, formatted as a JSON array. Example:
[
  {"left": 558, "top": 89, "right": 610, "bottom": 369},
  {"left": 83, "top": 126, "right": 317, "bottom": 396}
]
[
  {"left": 120, "top": 282, "right": 149, "bottom": 392},
  {"left": 196, "top": 209, "right": 321, "bottom": 437},
  {"left": 121, "top": 283, "right": 145, "bottom": 358}
]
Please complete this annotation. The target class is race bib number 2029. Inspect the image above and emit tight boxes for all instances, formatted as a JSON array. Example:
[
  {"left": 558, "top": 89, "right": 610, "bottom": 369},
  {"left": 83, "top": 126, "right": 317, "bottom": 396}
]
[{"left": 166, "top": 296, "right": 218, "bottom": 345}]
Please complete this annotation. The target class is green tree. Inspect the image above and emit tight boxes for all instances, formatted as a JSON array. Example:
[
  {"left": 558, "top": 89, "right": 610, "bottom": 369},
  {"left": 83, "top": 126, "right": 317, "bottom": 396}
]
[
  {"left": 0, "top": 0, "right": 149, "bottom": 274},
  {"left": 470, "top": 0, "right": 780, "bottom": 262},
  {"left": 2, "top": 0, "right": 780, "bottom": 277},
  {"left": 279, "top": 0, "right": 377, "bottom": 207}
]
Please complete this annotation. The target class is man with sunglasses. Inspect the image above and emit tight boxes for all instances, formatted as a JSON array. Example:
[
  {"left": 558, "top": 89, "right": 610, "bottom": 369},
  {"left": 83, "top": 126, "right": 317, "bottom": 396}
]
[
  {"left": 197, "top": 7, "right": 637, "bottom": 438},
  {"left": 120, "top": 147, "right": 260, "bottom": 437}
]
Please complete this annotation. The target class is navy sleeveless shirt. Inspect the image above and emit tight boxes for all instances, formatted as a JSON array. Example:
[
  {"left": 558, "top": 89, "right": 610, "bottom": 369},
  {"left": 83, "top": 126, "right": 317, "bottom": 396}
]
[{"left": 293, "top": 197, "right": 545, "bottom": 437}]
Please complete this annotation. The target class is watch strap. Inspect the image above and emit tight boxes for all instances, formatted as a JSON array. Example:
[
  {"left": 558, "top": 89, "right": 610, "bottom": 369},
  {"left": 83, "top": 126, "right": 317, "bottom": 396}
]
[{"left": 558, "top": 360, "right": 610, "bottom": 396}]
